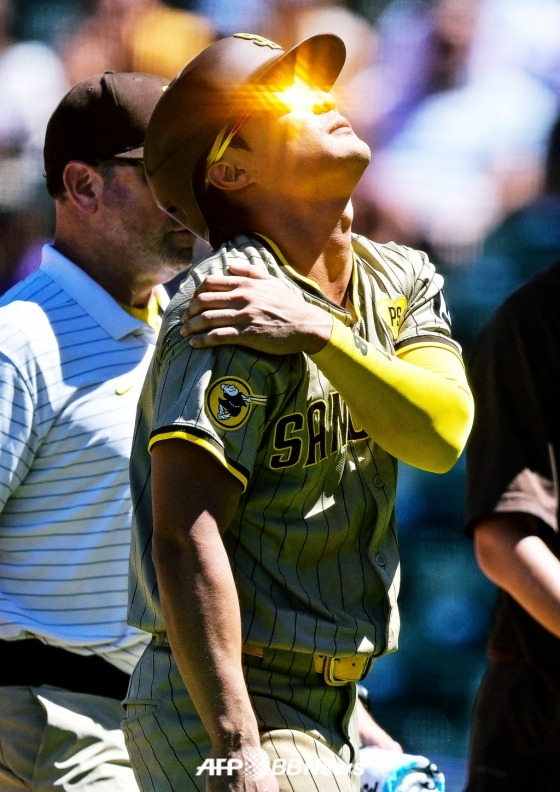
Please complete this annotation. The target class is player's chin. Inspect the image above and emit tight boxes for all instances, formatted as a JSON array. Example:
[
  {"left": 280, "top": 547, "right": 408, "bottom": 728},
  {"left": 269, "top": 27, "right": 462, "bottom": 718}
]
[
  {"left": 352, "top": 137, "right": 372, "bottom": 166},
  {"left": 340, "top": 141, "right": 372, "bottom": 183},
  {"left": 333, "top": 133, "right": 371, "bottom": 167}
]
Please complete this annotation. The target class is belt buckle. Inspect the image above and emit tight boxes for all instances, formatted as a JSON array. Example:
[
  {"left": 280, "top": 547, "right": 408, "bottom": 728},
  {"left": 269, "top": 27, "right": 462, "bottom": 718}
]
[
  {"left": 323, "top": 656, "right": 349, "bottom": 686},
  {"left": 323, "top": 654, "right": 375, "bottom": 686}
]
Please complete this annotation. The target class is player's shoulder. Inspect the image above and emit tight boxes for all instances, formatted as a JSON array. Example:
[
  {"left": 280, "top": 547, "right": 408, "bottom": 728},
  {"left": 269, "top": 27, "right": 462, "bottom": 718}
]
[
  {"left": 351, "top": 233, "right": 439, "bottom": 292},
  {"left": 162, "top": 235, "right": 282, "bottom": 331},
  {"left": 183, "top": 234, "right": 279, "bottom": 285}
]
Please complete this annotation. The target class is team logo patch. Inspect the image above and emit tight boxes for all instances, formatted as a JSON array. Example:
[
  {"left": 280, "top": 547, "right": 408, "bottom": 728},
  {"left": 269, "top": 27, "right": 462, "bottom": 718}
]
[
  {"left": 376, "top": 297, "right": 407, "bottom": 339},
  {"left": 233, "top": 33, "right": 282, "bottom": 50},
  {"left": 205, "top": 377, "right": 267, "bottom": 431}
]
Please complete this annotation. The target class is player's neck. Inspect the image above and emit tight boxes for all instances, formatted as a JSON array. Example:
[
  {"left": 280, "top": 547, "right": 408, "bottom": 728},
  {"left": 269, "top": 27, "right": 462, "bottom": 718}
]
[{"left": 254, "top": 200, "right": 354, "bottom": 305}]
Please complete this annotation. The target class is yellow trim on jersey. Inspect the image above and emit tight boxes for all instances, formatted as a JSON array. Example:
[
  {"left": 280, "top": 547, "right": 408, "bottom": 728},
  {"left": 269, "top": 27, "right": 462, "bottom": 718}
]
[
  {"left": 253, "top": 233, "right": 320, "bottom": 291},
  {"left": 311, "top": 318, "right": 474, "bottom": 473},
  {"left": 397, "top": 340, "right": 465, "bottom": 366},
  {"left": 349, "top": 253, "right": 362, "bottom": 322},
  {"left": 252, "top": 233, "right": 362, "bottom": 320},
  {"left": 148, "top": 430, "right": 248, "bottom": 491}
]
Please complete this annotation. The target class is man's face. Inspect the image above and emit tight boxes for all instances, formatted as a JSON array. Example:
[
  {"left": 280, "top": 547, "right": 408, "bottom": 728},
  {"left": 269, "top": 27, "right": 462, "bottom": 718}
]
[
  {"left": 224, "top": 81, "right": 371, "bottom": 202},
  {"left": 99, "top": 160, "right": 195, "bottom": 284}
]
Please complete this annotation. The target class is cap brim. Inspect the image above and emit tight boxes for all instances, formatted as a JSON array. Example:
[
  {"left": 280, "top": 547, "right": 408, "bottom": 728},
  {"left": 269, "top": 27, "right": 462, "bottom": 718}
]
[{"left": 256, "top": 33, "right": 346, "bottom": 92}]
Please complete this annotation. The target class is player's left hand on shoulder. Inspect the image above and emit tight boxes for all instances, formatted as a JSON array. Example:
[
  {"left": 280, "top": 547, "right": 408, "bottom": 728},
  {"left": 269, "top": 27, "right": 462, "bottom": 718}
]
[{"left": 180, "top": 261, "right": 331, "bottom": 355}]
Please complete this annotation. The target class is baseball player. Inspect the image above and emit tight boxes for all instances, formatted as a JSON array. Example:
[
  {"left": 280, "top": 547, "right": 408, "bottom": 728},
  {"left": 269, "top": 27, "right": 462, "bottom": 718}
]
[{"left": 123, "top": 33, "right": 473, "bottom": 792}]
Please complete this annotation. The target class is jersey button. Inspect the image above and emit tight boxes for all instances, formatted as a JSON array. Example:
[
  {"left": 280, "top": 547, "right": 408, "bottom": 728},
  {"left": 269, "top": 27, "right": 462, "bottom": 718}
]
[
  {"left": 375, "top": 553, "right": 386, "bottom": 567},
  {"left": 373, "top": 475, "right": 385, "bottom": 487}
]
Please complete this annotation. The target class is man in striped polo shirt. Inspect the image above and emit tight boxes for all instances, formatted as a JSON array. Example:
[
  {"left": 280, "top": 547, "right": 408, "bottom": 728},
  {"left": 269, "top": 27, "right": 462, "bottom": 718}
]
[
  {"left": 124, "top": 34, "right": 473, "bottom": 792},
  {"left": 0, "top": 71, "right": 194, "bottom": 790}
]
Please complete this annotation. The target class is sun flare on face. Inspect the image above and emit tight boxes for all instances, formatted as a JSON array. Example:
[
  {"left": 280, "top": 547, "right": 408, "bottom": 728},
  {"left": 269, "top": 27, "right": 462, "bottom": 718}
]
[
  {"left": 205, "top": 78, "right": 337, "bottom": 184},
  {"left": 265, "top": 79, "right": 328, "bottom": 114}
]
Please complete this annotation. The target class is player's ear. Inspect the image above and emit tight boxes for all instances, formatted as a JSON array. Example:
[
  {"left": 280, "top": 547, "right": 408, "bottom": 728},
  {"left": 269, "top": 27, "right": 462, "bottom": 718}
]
[
  {"left": 206, "top": 160, "right": 250, "bottom": 192},
  {"left": 62, "top": 161, "right": 102, "bottom": 212}
]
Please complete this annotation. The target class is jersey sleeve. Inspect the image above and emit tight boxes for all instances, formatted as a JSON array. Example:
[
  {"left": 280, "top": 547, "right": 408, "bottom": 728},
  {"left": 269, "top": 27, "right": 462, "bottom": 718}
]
[
  {"left": 465, "top": 282, "right": 559, "bottom": 534},
  {"left": 149, "top": 290, "right": 299, "bottom": 492},
  {"left": 355, "top": 236, "right": 460, "bottom": 355}
]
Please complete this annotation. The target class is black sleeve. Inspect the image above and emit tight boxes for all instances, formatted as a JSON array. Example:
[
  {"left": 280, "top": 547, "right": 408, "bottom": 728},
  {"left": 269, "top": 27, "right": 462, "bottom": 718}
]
[{"left": 464, "top": 265, "right": 560, "bottom": 535}]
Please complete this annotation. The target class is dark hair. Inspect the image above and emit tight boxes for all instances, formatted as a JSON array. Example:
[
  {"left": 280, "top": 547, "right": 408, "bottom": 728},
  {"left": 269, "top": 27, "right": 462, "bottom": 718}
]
[{"left": 45, "top": 168, "right": 67, "bottom": 199}]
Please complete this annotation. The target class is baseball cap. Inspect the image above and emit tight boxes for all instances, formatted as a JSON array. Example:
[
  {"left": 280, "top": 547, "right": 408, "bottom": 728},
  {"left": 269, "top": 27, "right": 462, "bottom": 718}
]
[
  {"left": 44, "top": 70, "right": 168, "bottom": 195},
  {"left": 144, "top": 33, "right": 346, "bottom": 241}
]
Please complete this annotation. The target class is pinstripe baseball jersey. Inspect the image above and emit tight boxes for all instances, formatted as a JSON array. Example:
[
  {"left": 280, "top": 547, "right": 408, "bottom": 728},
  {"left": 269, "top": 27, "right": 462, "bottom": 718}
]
[
  {"left": 128, "top": 233, "right": 460, "bottom": 659},
  {"left": 0, "top": 245, "right": 167, "bottom": 673}
]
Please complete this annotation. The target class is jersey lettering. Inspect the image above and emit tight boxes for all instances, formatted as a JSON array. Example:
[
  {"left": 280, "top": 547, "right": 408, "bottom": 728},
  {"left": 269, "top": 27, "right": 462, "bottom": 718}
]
[
  {"left": 305, "top": 401, "right": 327, "bottom": 466},
  {"left": 331, "top": 392, "right": 349, "bottom": 453},
  {"left": 376, "top": 296, "right": 408, "bottom": 340},
  {"left": 270, "top": 414, "right": 304, "bottom": 469},
  {"left": 270, "top": 395, "right": 368, "bottom": 470}
]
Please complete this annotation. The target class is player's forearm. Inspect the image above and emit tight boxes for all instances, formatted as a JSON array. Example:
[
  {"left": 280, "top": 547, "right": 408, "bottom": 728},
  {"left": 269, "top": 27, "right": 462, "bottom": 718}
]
[
  {"left": 310, "top": 318, "right": 474, "bottom": 473},
  {"left": 474, "top": 514, "right": 560, "bottom": 639},
  {"left": 151, "top": 440, "right": 260, "bottom": 753},
  {"left": 153, "top": 523, "right": 262, "bottom": 751}
]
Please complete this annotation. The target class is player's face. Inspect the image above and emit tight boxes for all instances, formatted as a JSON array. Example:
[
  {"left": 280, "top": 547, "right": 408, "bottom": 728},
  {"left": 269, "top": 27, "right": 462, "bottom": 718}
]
[
  {"left": 99, "top": 160, "right": 195, "bottom": 284},
  {"left": 232, "top": 82, "right": 371, "bottom": 201}
]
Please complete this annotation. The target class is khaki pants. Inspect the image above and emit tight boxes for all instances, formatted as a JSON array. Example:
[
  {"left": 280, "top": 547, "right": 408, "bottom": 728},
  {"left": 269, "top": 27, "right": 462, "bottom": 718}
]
[
  {"left": 0, "top": 685, "right": 138, "bottom": 791},
  {"left": 123, "top": 638, "right": 361, "bottom": 792}
]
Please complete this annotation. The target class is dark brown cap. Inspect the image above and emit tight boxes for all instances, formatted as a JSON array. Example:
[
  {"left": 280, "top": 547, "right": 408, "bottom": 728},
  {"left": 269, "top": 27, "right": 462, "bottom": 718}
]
[
  {"left": 144, "top": 33, "right": 346, "bottom": 241},
  {"left": 44, "top": 71, "right": 168, "bottom": 194}
]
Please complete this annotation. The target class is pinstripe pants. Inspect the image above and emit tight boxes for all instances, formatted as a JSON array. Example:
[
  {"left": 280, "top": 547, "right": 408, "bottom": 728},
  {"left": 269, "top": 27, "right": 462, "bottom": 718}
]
[{"left": 122, "top": 637, "right": 361, "bottom": 792}]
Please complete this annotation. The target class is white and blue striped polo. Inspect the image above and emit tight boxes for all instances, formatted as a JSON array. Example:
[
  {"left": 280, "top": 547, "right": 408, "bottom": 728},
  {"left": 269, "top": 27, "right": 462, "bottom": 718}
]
[{"left": 0, "top": 245, "right": 168, "bottom": 673}]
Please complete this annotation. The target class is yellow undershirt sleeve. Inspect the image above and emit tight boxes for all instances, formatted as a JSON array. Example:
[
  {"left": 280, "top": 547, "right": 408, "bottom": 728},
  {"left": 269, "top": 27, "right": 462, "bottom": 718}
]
[{"left": 310, "top": 317, "right": 474, "bottom": 473}]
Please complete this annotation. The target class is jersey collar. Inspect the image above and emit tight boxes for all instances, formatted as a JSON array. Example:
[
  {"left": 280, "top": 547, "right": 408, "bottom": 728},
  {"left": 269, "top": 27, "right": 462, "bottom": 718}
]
[
  {"left": 252, "top": 232, "right": 362, "bottom": 324},
  {"left": 40, "top": 244, "right": 168, "bottom": 341}
]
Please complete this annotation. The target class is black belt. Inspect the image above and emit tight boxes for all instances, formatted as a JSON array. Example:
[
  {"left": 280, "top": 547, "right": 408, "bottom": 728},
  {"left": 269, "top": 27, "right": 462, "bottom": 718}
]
[{"left": 0, "top": 638, "right": 130, "bottom": 700}]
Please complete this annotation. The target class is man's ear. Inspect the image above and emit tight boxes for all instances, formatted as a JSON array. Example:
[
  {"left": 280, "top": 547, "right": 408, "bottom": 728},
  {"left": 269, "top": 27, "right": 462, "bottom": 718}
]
[
  {"left": 62, "top": 161, "right": 102, "bottom": 212},
  {"left": 206, "top": 160, "right": 250, "bottom": 192}
]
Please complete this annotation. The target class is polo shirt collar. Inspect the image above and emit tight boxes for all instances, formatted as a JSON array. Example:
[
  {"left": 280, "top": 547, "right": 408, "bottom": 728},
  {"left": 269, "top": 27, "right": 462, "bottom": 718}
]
[{"left": 40, "top": 244, "right": 169, "bottom": 341}]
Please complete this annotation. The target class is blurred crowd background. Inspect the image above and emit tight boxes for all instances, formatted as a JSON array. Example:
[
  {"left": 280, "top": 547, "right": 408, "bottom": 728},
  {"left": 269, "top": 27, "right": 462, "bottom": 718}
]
[{"left": 3, "top": 0, "right": 560, "bottom": 788}]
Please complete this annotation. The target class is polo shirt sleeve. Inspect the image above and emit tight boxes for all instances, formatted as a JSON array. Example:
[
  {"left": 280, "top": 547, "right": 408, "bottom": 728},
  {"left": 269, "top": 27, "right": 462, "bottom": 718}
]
[{"left": 0, "top": 353, "right": 37, "bottom": 510}]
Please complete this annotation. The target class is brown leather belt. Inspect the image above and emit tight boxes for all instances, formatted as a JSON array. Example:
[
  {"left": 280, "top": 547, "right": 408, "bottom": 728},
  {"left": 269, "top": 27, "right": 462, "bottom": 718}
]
[{"left": 242, "top": 643, "right": 374, "bottom": 686}]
